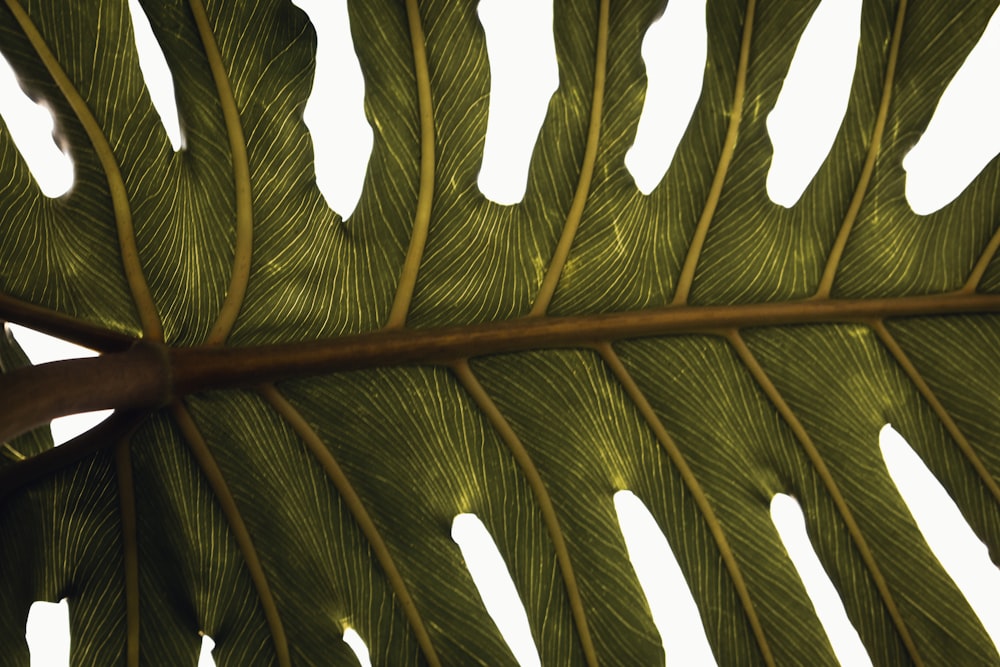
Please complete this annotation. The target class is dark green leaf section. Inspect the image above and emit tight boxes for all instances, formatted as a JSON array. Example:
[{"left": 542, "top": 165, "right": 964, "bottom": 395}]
[
  {"left": 837, "top": 0, "right": 1000, "bottom": 298},
  {"left": 0, "top": 4, "right": 141, "bottom": 337},
  {"left": 0, "top": 453, "right": 125, "bottom": 666},
  {"left": 230, "top": 0, "right": 416, "bottom": 343},
  {"left": 404, "top": 0, "right": 601, "bottom": 327},
  {"left": 743, "top": 323, "right": 999, "bottom": 665},
  {"left": 0, "top": 325, "right": 52, "bottom": 465},
  {"left": 612, "top": 337, "right": 843, "bottom": 666},
  {"left": 185, "top": 389, "right": 420, "bottom": 666},
  {"left": 886, "top": 315, "right": 1000, "bottom": 553},
  {"left": 691, "top": 0, "right": 855, "bottom": 304},
  {"left": 280, "top": 366, "right": 583, "bottom": 665},
  {"left": 547, "top": 0, "right": 676, "bottom": 315},
  {"left": 129, "top": 413, "right": 273, "bottom": 665},
  {"left": 472, "top": 348, "right": 713, "bottom": 664},
  {"left": 199, "top": 0, "right": 405, "bottom": 344}
]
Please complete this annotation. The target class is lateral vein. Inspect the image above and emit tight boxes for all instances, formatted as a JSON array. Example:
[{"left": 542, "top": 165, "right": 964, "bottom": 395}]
[
  {"left": 596, "top": 342, "right": 775, "bottom": 667},
  {"left": 258, "top": 384, "right": 442, "bottom": 667},
  {"left": 170, "top": 401, "right": 291, "bottom": 667},
  {"left": 672, "top": 0, "right": 756, "bottom": 306},
  {"left": 4, "top": 0, "right": 162, "bottom": 340},
  {"left": 451, "top": 359, "right": 599, "bottom": 667},
  {"left": 530, "top": 0, "right": 609, "bottom": 316},
  {"left": 871, "top": 320, "right": 1000, "bottom": 504},
  {"left": 115, "top": 436, "right": 140, "bottom": 667},
  {"left": 0, "top": 291, "right": 137, "bottom": 352},
  {"left": 961, "top": 223, "right": 1000, "bottom": 294},
  {"left": 385, "top": 0, "right": 436, "bottom": 329},
  {"left": 726, "top": 329, "right": 924, "bottom": 666},
  {"left": 814, "top": 0, "right": 907, "bottom": 299},
  {"left": 188, "top": 0, "right": 254, "bottom": 345}
]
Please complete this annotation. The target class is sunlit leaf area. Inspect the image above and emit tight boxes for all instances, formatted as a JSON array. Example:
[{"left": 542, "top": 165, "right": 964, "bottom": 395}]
[{"left": 2, "top": 0, "right": 1000, "bottom": 664}]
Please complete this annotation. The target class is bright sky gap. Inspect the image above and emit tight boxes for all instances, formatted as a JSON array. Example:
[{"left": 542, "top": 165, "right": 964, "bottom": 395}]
[
  {"left": 342, "top": 627, "right": 373, "bottom": 667},
  {"left": 451, "top": 514, "right": 541, "bottom": 667},
  {"left": 25, "top": 600, "right": 70, "bottom": 666},
  {"left": 292, "top": 0, "right": 372, "bottom": 219},
  {"left": 624, "top": 0, "right": 706, "bottom": 195},
  {"left": 128, "top": 0, "right": 182, "bottom": 151},
  {"left": 6, "top": 324, "right": 111, "bottom": 445},
  {"left": 475, "top": 0, "right": 558, "bottom": 205},
  {"left": 902, "top": 3, "right": 1000, "bottom": 215},
  {"left": 770, "top": 493, "right": 873, "bottom": 666},
  {"left": 614, "top": 490, "right": 717, "bottom": 665},
  {"left": 197, "top": 634, "right": 216, "bottom": 667},
  {"left": 880, "top": 425, "right": 1000, "bottom": 651},
  {"left": 0, "top": 53, "right": 72, "bottom": 197}
]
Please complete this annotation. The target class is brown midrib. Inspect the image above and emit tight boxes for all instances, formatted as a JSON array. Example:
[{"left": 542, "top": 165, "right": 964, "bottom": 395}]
[{"left": 171, "top": 292, "right": 1000, "bottom": 394}]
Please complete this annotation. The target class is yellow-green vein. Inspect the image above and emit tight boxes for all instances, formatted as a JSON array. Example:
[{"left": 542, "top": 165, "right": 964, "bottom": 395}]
[
  {"left": 451, "top": 359, "right": 599, "bottom": 667},
  {"left": 814, "top": 0, "right": 907, "bottom": 299},
  {"left": 871, "top": 319, "right": 1000, "bottom": 504},
  {"left": 672, "top": 0, "right": 756, "bottom": 306},
  {"left": 1, "top": 442, "right": 26, "bottom": 462},
  {"left": 530, "top": 0, "right": 608, "bottom": 317},
  {"left": 595, "top": 342, "right": 775, "bottom": 667},
  {"left": 385, "top": 0, "right": 435, "bottom": 330},
  {"left": 188, "top": 0, "right": 253, "bottom": 345},
  {"left": 726, "top": 330, "right": 923, "bottom": 666},
  {"left": 5, "top": 0, "right": 162, "bottom": 340},
  {"left": 115, "top": 435, "right": 140, "bottom": 667},
  {"left": 170, "top": 401, "right": 291, "bottom": 667},
  {"left": 257, "top": 383, "right": 442, "bottom": 667},
  {"left": 960, "top": 223, "right": 1000, "bottom": 294}
]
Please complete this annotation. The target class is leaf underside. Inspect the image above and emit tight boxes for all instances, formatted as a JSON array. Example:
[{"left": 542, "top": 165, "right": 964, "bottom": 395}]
[{"left": 1, "top": 0, "right": 1000, "bottom": 665}]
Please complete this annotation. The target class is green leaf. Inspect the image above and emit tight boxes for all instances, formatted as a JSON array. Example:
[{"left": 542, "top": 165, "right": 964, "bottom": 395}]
[{"left": 1, "top": 0, "right": 999, "bottom": 664}]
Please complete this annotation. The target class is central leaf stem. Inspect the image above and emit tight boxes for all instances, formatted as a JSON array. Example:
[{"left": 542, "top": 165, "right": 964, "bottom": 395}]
[
  {"left": 0, "top": 340, "right": 170, "bottom": 445},
  {"left": 171, "top": 292, "right": 1000, "bottom": 394},
  {"left": 3, "top": 293, "right": 997, "bottom": 448}
]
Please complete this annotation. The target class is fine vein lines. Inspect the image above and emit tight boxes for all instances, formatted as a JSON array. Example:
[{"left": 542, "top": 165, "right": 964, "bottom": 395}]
[
  {"left": 170, "top": 401, "right": 291, "bottom": 667},
  {"left": 385, "top": 0, "right": 436, "bottom": 330},
  {"left": 595, "top": 342, "right": 776, "bottom": 667},
  {"left": 188, "top": 0, "right": 253, "bottom": 345},
  {"left": 115, "top": 436, "right": 140, "bottom": 667},
  {"left": 725, "top": 330, "right": 924, "bottom": 666},
  {"left": 871, "top": 320, "right": 1000, "bottom": 504},
  {"left": 257, "top": 384, "right": 442, "bottom": 667},
  {"left": 5, "top": 0, "right": 163, "bottom": 341},
  {"left": 450, "top": 359, "right": 599, "bottom": 667},
  {"left": 672, "top": 0, "right": 756, "bottom": 306},
  {"left": 529, "top": 0, "right": 609, "bottom": 317},
  {"left": 814, "top": 0, "right": 907, "bottom": 300},
  {"left": 961, "top": 223, "right": 1000, "bottom": 294}
]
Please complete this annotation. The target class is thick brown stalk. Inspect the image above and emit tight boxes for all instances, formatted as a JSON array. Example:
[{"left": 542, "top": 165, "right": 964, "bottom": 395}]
[
  {"left": 3, "top": 294, "right": 999, "bottom": 448},
  {"left": 0, "top": 411, "right": 146, "bottom": 498},
  {"left": 0, "top": 341, "right": 170, "bottom": 445},
  {"left": 171, "top": 293, "right": 1000, "bottom": 394}
]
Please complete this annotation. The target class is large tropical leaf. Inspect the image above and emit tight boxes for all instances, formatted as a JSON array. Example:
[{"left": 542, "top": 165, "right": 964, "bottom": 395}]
[{"left": 1, "top": 0, "right": 999, "bottom": 664}]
